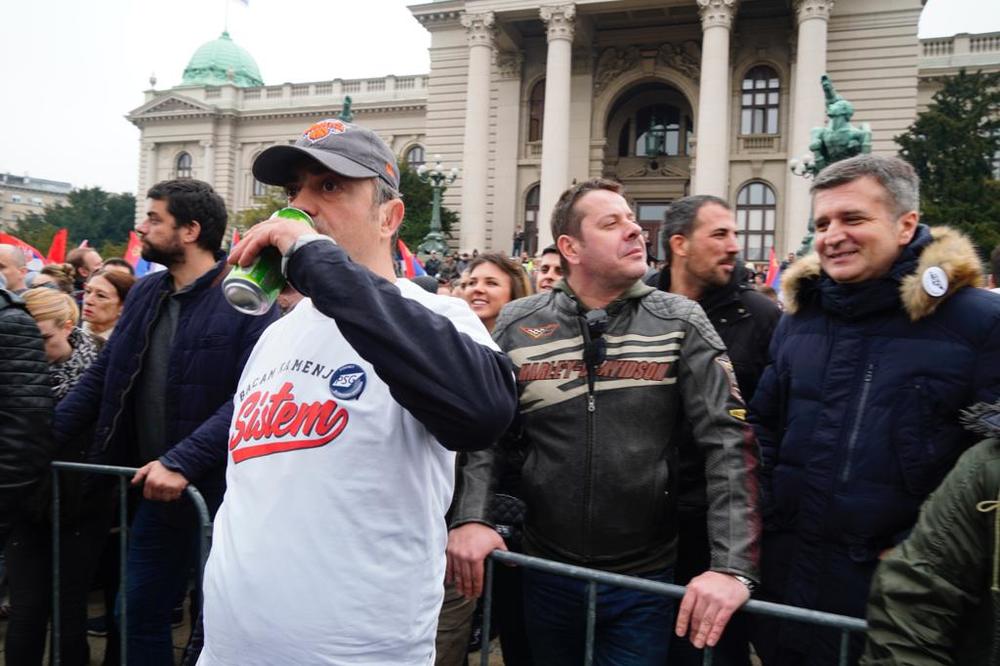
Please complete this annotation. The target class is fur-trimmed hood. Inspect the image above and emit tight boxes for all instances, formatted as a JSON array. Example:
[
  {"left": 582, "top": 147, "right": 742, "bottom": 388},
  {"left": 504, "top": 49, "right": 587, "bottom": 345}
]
[{"left": 781, "top": 225, "right": 983, "bottom": 322}]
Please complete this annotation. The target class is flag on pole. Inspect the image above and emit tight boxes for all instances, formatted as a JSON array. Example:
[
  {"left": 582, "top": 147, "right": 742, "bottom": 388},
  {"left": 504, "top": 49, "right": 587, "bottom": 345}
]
[
  {"left": 232, "top": 228, "right": 241, "bottom": 247},
  {"left": 397, "top": 239, "right": 426, "bottom": 278},
  {"left": 46, "top": 229, "right": 68, "bottom": 264},
  {"left": 765, "top": 247, "right": 781, "bottom": 288},
  {"left": 0, "top": 233, "right": 46, "bottom": 264},
  {"left": 125, "top": 231, "right": 153, "bottom": 278}
]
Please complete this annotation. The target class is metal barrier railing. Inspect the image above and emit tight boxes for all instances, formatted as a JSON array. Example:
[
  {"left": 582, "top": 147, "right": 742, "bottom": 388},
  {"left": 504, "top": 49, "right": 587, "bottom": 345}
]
[
  {"left": 480, "top": 550, "right": 868, "bottom": 666},
  {"left": 50, "top": 461, "right": 213, "bottom": 666}
]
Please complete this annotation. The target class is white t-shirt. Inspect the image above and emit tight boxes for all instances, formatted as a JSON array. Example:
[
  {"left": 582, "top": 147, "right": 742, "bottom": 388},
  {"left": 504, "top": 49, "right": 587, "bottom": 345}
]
[{"left": 199, "top": 279, "right": 496, "bottom": 666}]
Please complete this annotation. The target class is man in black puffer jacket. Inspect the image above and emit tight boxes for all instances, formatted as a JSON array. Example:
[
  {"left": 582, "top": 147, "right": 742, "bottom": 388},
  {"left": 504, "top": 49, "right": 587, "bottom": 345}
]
[
  {"left": 0, "top": 285, "right": 53, "bottom": 543},
  {"left": 647, "top": 195, "right": 781, "bottom": 666}
]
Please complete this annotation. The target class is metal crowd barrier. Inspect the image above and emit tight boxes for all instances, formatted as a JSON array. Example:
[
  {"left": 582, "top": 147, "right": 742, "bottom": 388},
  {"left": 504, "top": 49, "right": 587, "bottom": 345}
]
[
  {"left": 50, "top": 461, "right": 213, "bottom": 666},
  {"left": 480, "top": 550, "right": 868, "bottom": 666}
]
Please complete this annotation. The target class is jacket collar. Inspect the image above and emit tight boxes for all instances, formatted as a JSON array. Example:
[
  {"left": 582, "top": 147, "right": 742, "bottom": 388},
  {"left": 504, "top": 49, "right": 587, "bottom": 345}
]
[
  {"left": 654, "top": 261, "right": 750, "bottom": 315},
  {"left": 781, "top": 225, "right": 982, "bottom": 322},
  {"left": 153, "top": 251, "right": 228, "bottom": 295},
  {"left": 554, "top": 278, "right": 655, "bottom": 317}
]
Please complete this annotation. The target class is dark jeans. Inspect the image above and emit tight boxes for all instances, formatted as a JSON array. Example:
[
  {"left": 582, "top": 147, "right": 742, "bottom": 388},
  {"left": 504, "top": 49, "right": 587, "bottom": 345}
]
[
  {"left": 5, "top": 512, "right": 109, "bottom": 666},
  {"left": 522, "top": 566, "right": 675, "bottom": 666},
  {"left": 670, "top": 510, "right": 752, "bottom": 666},
  {"left": 115, "top": 498, "right": 199, "bottom": 666}
]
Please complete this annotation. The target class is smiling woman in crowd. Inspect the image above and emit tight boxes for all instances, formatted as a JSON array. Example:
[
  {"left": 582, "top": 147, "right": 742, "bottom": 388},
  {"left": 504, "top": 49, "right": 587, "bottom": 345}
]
[{"left": 462, "top": 252, "right": 531, "bottom": 333}]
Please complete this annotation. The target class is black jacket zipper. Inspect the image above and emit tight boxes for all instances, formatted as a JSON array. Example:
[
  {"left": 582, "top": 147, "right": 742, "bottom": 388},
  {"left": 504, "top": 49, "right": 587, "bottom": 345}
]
[{"left": 841, "top": 362, "right": 875, "bottom": 483}]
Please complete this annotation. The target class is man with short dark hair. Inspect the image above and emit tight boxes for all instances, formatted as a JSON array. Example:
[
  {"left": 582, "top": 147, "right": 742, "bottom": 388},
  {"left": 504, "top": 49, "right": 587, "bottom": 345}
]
[
  {"left": 535, "top": 244, "right": 563, "bottom": 291},
  {"left": 751, "top": 154, "right": 1000, "bottom": 665},
  {"left": 652, "top": 194, "right": 780, "bottom": 666},
  {"left": 102, "top": 257, "right": 136, "bottom": 276},
  {"left": 66, "top": 247, "right": 102, "bottom": 299},
  {"left": 55, "top": 178, "right": 278, "bottom": 663},
  {"left": 448, "top": 178, "right": 761, "bottom": 665},
  {"left": 424, "top": 250, "right": 442, "bottom": 277},
  {"left": 197, "top": 120, "right": 516, "bottom": 664}
]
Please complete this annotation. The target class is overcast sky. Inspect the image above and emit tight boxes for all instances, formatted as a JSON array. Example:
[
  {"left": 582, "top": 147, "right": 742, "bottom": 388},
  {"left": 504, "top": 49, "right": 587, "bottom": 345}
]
[{"left": 1, "top": 0, "right": 997, "bottom": 195}]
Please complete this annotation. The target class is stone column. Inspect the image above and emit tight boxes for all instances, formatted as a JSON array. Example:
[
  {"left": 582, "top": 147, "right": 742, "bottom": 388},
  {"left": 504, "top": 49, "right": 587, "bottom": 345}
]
[
  {"left": 458, "top": 11, "right": 496, "bottom": 254},
  {"left": 693, "top": 0, "right": 739, "bottom": 198},
  {"left": 537, "top": 4, "right": 575, "bottom": 250},
  {"left": 200, "top": 139, "right": 215, "bottom": 185},
  {"left": 492, "top": 51, "right": 524, "bottom": 254},
  {"left": 784, "top": 0, "right": 834, "bottom": 252}
]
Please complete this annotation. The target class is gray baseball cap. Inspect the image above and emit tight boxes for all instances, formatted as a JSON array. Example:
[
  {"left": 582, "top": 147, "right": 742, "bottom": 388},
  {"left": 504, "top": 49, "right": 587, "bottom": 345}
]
[{"left": 253, "top": 119, "right": 400, "bottom": 191}]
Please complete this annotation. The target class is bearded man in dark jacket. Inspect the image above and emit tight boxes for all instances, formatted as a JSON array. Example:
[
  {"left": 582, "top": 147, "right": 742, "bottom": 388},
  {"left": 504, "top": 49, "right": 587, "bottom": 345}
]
[
  {"left": 649, "top": 195, "right": 780, "bottom": 666},
  {"left": 750, "top": 154, "right": 1000, "bottom": 665}
]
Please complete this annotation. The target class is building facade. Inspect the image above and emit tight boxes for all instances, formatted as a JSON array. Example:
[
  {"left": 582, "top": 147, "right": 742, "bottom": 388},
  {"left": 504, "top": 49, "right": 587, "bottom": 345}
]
[
  {"left": 127, "top": 3, "right": 1000, "bottom": 260},
  {"left": 0, "top": 173, "right": 73, "bottom": 232}
]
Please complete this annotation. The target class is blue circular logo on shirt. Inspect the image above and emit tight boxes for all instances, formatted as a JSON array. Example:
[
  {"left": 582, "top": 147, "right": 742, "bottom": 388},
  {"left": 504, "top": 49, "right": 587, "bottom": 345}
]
[{"left": 329, "top": 364, "right": 367, "bottom": 400}]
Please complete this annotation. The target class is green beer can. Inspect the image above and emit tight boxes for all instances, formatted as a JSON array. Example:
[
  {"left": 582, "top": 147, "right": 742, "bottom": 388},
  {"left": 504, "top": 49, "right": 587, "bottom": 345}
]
[{"left": 223, "top": 207, "right": 314, "bottom": 315}]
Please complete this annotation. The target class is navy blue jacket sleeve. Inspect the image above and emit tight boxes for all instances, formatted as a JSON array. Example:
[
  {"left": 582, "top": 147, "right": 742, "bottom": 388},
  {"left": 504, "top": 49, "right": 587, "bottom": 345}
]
[
  {"left": 749, "top": 314, "right": 788, "bottom": 508},
  {"left": 159, "top": 304, "right": 280, "bottom": 481},
  {"left": 286, "top": 240, "right": 517, "bottom": 451}
]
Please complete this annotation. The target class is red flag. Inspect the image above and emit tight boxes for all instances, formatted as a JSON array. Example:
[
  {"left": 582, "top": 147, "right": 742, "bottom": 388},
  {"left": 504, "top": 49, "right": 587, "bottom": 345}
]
[
  {"left": 232, "top": 228, "right": 241, "bottom": 247},
  {"left": 125, "top": 231, "right": 142, "bottom": 268},
  {"left": 764, "top": 247, "right": 780, "bottom": 287},
  {"left": 0, "top": 233, "right": 46, "bottom": 264},
  {"left": 46, "top": 229, "right": 68, "bottom": 264}
]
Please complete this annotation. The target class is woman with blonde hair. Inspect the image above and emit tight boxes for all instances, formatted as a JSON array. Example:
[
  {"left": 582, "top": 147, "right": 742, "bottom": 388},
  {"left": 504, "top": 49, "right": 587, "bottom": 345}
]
[{"left": 7, "top": 287, "right": 105, "bottom": 665}]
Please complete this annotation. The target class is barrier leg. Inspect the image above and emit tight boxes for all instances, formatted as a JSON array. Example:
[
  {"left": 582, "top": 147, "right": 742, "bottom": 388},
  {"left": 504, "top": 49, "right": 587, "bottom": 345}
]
[
  {"left": 583, "top": 581, "right": 596, "bottom": 666},
  {"left": 51, "top": 467, "right": 61, "bottom": 666},
  {"left": 119, "top": 476, "right": 128, "bottom": 665},
  {"left": 480, "top": 558, "right": 495, "bottom": 666}
]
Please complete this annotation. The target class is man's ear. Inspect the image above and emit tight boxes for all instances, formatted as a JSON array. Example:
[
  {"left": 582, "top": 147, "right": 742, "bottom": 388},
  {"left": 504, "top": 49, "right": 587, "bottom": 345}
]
[
  {"left": 668, "top": 234, "right": 689, "bottom": 260},
  {"left": 896, "top": 211, "right": 919, "bottom": 247},
  {"left": 380, "top": 199, "right": 405, "bottom": 239},
  {"left": 556, "top": 234, "right": 581, "bottom": 268},
  {"left": 180, "top": 220, "right": 203, "bottom": 246}
]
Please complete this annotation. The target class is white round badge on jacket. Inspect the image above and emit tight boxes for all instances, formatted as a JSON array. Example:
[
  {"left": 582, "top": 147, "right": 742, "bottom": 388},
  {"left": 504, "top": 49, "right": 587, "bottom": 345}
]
[{"left": 921, "top": 266, "right": 948, "bottom": 297}]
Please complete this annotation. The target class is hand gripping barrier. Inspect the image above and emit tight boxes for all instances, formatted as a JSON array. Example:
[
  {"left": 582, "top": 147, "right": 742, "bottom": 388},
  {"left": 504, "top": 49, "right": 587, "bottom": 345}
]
[
  {"left": 480, "top": 550, "right": 869, "bottom": 666},
  {"left": 50, "top": 461, "right": 213, "bottom": 666}
]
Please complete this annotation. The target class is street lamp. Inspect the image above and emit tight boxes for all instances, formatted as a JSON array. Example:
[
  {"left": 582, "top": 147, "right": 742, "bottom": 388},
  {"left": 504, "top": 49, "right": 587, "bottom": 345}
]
[
  {"left": 416, "top": 155, "right": 459, "bottom": 256},
  {"left": 644, "top": 117, "right": 667, "bottom": 170}
]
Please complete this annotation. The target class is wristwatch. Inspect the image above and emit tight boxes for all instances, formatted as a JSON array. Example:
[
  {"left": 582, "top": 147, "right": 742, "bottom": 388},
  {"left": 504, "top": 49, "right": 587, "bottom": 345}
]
[{"left": 730, "top": 574, "right": 758, "bottom": 593}]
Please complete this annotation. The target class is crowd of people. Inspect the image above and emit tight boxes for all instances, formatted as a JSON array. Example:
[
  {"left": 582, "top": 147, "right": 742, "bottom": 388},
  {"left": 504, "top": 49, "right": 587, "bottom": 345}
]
[{"left": 0, "top": 117, "right": 998, "bottom": 666}]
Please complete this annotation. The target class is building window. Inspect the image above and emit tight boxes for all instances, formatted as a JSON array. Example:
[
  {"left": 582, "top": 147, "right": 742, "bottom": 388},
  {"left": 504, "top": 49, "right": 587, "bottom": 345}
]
[
  {"left": 736, "top": 181, "right": 777, "bottom": 262},
  {"left": 523, "top": 184, "right": 540, "bottom": 256},
  {"left": 528, "top": 80, "right": 545, "bottom": 142},
  {"left": 252, "top": 179, "right": 268, "bottom": 197},
  {"left": 618, "top": 105, "right": 693, "bottom": 157},
  {"left": 10, "top": 195, "right": 21, "bottom": 203},
  {"left": 741, "top": 66, "right": 780, "bottom": 135},
  {"left": 176, "top": 152, "right": 193, "bottom": 179},
  {"left": 405, "top": 145, "right": 425, "bottom": 168}
]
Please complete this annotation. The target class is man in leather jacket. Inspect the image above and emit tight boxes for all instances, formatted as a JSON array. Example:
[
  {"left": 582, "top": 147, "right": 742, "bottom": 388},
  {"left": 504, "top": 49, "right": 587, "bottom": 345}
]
[
  {"left": 447, "top": 178, "right": 762, "bottom": 665},
  {"left": 651, "top": 195, "right": 781, "bottom": 666}
]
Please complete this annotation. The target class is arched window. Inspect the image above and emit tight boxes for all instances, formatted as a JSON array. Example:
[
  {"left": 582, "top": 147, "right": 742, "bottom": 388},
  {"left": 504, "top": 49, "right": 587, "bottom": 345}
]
[
  {"left": 528, "top": 80, "right": 545, "bottom": 142},
  {"left": 176, "top": 152, "right": 193, "bottom": 179},
  {"left": 617, "top": 104, "right": 693, "bottom": 157},
  {"left": 524, "top": 184, "right": 540, "bottom": 255},
  {"left": 405, "top": 145, "right": 425, "bottom": 168},
  {"left": 736, "top": 181, "right": 777, "bottom": 262},
  {"left": 740, "top": 66, "right": 780, "bottom": 135}
]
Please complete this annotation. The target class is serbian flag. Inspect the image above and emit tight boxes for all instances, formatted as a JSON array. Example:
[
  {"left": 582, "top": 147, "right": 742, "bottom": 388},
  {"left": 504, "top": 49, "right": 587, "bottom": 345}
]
[
  {"left": 0, "top": 233, "right": 46, "bottom": 264},
  {"left": 46, "top": 229, "right": 68, "bottom": 264},
  {"left": 125, "top": 231, "right": 153, "bottom": 278},
  {"left": 397, "top": 239, "right": 426, "bottom": 278},
  {"left": 764, "top": 247, "right": 781, "bottom": 288}
]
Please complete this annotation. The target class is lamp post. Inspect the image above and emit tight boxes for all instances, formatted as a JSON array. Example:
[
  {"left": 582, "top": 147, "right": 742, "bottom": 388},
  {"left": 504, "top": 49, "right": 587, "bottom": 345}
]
[
  {"left": 644, "top": 117, "right": 667, "bottom": 170},
  {"left": 416, "top": 155, "right": 459, "bottom": 256}
]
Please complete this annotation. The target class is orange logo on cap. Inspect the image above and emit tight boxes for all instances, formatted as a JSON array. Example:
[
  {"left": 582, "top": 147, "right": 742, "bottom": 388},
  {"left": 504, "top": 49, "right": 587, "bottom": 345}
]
[
  {"left": 385, "top": 163, "right": 395, "bottom": 178},
  {"left": 303, "top": 120, "right": 347, "bottom": 143}
]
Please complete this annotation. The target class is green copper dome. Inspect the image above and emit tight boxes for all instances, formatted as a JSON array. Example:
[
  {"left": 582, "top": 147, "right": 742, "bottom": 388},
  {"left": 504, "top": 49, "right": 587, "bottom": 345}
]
[{"left": 181, "top": 32, "right": 263, "bottom": 88}]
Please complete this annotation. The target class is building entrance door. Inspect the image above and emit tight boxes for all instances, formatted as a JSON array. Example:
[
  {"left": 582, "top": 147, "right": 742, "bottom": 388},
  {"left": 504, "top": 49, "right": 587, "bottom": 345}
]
[{"left": 635, "top": 201, "right": 670, "bottom": 264}]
